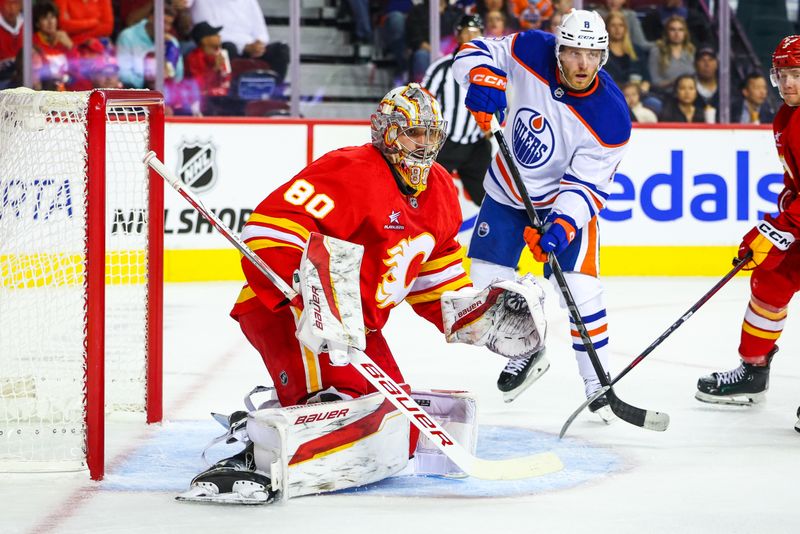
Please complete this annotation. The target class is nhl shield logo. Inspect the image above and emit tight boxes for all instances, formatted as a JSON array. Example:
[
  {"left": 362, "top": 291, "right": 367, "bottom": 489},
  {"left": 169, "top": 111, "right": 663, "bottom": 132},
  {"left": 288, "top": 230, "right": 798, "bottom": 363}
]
[
  {"left": 178, "top": 141, "right": 217, "bottom": 192},
  {"left": 511, "top": 108, "right": 555, "bottom": 170}
]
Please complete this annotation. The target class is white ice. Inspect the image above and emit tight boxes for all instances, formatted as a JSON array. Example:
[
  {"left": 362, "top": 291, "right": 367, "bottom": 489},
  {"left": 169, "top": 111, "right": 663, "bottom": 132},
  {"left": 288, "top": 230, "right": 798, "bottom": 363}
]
[{"left": 2, "top": 276, "right": 798, "bottom": 534}]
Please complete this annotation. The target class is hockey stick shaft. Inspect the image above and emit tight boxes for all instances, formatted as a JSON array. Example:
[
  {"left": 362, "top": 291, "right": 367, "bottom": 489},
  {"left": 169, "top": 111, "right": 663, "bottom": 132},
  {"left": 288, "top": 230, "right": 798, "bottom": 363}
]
[
  {"left": 489, "top": 118, "right": 668, "bottom": 432},
  {"left": 559, "top": 254, "right": 750, "bottom": 438},
  {"left": 145, "top": 151, "right": 563, "bottom": 480},
  {"left": 611, "top": 253, "right": 750, "bottom": 385}
]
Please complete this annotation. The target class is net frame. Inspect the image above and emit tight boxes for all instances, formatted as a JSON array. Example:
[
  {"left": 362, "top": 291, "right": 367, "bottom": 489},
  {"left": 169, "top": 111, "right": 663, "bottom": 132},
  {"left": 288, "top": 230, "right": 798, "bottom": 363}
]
[{"left": 0, "top": 89, "right": 164, "bottom": 481}]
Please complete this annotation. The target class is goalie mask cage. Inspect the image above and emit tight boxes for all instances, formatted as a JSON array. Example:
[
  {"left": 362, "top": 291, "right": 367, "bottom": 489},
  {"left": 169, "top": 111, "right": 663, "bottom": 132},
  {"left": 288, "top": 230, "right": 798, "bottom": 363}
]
[{"left": 0, "top": 89, "right": 164, "bottom": 481}]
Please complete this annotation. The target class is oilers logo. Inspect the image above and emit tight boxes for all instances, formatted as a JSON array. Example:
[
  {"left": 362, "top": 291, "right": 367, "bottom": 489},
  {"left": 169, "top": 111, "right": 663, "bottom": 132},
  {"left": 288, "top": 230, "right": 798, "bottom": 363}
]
[{"left": 512, "top": 108, "right": 555, "bottom": 169}]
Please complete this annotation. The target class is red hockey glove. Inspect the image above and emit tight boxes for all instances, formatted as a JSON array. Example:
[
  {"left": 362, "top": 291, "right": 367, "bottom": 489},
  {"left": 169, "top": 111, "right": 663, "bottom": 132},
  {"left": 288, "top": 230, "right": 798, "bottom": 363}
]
[
  {"left": 465, "top": 65, "right": 507, "bottom": 131},
  {"left": 523, "top": 216, "right": 577, "bottom": 263},
  {"left": 738, "top": 214, "right": 799, "bottom": 271}
]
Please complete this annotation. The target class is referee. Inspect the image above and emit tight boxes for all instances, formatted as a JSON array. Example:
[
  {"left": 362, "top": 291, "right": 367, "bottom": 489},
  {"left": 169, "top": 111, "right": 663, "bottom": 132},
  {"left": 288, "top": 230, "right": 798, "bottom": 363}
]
[{"left": 422, "top": 14, "right": 492, "bottom": 206}]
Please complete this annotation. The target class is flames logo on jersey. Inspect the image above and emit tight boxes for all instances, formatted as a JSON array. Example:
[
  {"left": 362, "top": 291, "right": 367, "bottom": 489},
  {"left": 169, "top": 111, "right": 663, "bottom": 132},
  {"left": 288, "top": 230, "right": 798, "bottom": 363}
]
[
  {"left": 375, "top": 233, "right": 436, "bottom": 308},
  {"left": 512, "top": 108, "right": 555, "bottom": 169}
]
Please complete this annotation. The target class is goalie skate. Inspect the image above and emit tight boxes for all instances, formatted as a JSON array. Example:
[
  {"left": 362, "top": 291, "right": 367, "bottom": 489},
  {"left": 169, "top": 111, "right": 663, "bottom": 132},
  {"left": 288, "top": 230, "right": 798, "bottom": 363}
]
[
  {"left": 176, "top": 468, "right": 276, "bottom": 505},
  {"left": 497, "top": 348, "right": 550, "bottom": 403}
]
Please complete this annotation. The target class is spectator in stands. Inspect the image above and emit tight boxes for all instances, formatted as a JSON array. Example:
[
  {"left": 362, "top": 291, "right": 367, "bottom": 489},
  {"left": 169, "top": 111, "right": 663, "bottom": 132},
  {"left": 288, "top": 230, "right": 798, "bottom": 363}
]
[
  {"left": 189, "top": 0, "right": 288, "bottom": 83},
  {"left": 423, "top": 13, "right": 491, "bottom": 206},
  {"left": 693, "top": 46, "right": 718, "bottom": 117},
  {"left": 604, "top": 12, "right": 649, "bottom": 90},
  {"left": 476, "top": 0, "right": 518, "bottom": 30},
  {"left": 0, "top": 0, "right": 22, "bottom": 89},
  {"left": 118, "top": 1, "right": 193, "bottom": 55},
  {"left": 406, "top": 0, "right": 462, "bottom": 83},
  {"left": 184, "top": 21, "right": 233, "bottom": 116},
  {"left": 485, "top": 9, "right": 508, "bottom": 37},
  {"left": 117, "top": 4, "right": 183, "bottom": 89},
  {"left": 732, "top": 73, "right": 775, "bottom": 125},
  {"left": 544, "top": 9, "right": 562, "bottom": 34},
  {"left": 648, "top": 15, "right": 695, "bottom": 96},
  {"left": 658, "top": 74, "right": 705, "bottom": 123},
  {"left": 31, "top": 1, "right": 76, "bottom": 90},
  {"left": 594, "top": 0, "right": 652, "bottom": 51},
  {"left": 54, "top": 0, "right": 113, "bottom": 47},
  {"left": 345, "top": 0, "right": 372, "bottom": 45},
  {"left": 511, "top": 0, "right": 553, "bottom": 31},
  {"left": 380, "top": 0, "right": 413, "bottom": 85},
  {"left": 623, "top": 81, "right": 657, "bottom": 123}
]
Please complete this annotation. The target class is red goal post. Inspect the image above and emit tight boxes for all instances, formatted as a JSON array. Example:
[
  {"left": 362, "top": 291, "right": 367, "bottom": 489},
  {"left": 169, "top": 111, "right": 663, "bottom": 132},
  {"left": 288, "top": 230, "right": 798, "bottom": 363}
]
[{"left": 0, "top": 89, "right": 164, "bottom": 480}]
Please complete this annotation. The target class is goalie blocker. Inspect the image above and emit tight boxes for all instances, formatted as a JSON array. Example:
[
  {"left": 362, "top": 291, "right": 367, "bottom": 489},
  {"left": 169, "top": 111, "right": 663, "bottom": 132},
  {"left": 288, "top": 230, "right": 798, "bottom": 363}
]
[{"left": 178, "top": 388, "right": 478, "bottom": 504}]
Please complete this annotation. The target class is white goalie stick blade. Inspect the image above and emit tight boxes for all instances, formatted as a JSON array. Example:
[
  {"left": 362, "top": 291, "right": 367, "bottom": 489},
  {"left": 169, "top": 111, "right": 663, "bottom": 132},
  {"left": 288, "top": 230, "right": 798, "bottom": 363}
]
[
  {"left": 348, "top": 349, "right": 563, "bottom": 480},
  {"left": 300, "top": 233, "right": 366, "bottom": 350}
]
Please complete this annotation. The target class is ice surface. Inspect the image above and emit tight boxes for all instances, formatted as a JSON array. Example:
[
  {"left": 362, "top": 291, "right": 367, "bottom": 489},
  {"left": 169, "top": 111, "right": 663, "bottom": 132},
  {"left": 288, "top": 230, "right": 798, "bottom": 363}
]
[{"left": 3, "top": 277, "right": 798, "bottom": 534}]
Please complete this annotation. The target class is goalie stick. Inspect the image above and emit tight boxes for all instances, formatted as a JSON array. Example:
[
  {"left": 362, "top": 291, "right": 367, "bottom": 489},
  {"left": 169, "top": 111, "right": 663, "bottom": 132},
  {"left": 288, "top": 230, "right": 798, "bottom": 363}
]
[
  {"left": 488, "top": 118, "right": 669, "bottom": 434},
  {"left": 144, "top": 151, "right": 563, "bottom": 481},
  {"left": 558, "top": 253, "right": 752, "bottom": 438}
]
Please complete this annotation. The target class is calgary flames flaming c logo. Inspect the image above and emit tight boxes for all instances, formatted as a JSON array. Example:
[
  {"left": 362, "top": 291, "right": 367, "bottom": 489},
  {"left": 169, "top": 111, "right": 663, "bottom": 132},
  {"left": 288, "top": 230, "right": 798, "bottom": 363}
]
[{"left": 375, "top": 233, "right": 436, "bottom": 308}]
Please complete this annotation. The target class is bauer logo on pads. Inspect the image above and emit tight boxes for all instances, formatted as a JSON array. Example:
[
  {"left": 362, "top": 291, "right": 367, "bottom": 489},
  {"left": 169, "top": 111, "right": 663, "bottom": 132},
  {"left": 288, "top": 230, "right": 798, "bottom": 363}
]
[{"left": 177, "top": 140, "right": 218, "bottom": 193}]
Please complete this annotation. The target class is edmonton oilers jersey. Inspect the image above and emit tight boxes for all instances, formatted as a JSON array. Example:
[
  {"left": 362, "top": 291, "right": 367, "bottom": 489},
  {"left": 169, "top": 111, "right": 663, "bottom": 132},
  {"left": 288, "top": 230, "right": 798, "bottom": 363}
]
[{"left": 453, "top": 30, "right": 631, "bottom": 231}]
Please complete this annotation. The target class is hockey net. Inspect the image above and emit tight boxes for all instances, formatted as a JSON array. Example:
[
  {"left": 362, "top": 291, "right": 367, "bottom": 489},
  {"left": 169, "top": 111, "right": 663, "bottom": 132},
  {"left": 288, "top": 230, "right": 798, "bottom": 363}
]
[{"left": 0, "top": 89, "right": 164, "bottom": 480}]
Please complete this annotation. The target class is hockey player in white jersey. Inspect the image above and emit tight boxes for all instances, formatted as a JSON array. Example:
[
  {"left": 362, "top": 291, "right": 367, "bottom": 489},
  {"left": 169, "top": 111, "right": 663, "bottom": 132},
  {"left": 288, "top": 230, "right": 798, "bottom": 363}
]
[{"left": 452, "top": 9, "right": 631, "bottom": 419}]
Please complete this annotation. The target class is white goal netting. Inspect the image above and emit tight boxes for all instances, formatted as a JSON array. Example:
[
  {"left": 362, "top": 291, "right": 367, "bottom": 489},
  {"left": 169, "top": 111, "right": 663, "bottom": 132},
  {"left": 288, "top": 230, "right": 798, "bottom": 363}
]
[{"left": 0, "top": 89, "right": 154, "bottom": 472}]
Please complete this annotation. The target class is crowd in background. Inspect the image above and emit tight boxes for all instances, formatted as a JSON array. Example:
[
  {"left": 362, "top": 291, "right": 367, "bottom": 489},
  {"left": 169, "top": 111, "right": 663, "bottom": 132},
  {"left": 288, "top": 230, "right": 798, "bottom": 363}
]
[
  {"left": 0, "top": 0, "right": 289, "bottom": 116},
  {"left": 369, "top": 0, "right": 776, "bottom": 125},
  {"left": 0, "top": 0, "right": 779, "bottom": 123}
]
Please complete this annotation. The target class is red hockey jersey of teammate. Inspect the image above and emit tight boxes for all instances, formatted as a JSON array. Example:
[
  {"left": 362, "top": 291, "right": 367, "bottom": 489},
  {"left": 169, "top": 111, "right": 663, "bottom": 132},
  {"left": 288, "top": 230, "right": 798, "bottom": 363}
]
[{"left": 231, "top": 85, "right": 471, "bottom": 406}]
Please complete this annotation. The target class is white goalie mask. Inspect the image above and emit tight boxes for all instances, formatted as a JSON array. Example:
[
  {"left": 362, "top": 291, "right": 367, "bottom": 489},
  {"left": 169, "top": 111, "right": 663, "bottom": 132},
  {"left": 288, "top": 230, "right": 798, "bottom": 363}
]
[
  {"left": 554, "top": 9, "right": 609, "bottom": 87},
  {"left": 370, "top": 83, "right": 447, "bottom": 195}
]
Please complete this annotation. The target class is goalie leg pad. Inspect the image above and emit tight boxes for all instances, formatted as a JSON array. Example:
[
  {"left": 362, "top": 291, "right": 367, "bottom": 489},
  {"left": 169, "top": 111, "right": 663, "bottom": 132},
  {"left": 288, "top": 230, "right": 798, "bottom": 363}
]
[
  {"left": 407, "top": 390, "right": 479, "bottom": 477},
  {"left": 248, "top": 391, "right": 410, "bottom": 499}
]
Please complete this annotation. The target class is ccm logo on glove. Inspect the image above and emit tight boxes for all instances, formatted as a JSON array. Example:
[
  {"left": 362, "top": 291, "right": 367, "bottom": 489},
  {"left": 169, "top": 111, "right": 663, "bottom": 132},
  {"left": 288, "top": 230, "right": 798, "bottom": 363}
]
[
  {"left": 756, "top": 221, "right": 794, "bottom": 250},
  {"left": 470, "top": 71, "right": 507, "bottom": 89}
]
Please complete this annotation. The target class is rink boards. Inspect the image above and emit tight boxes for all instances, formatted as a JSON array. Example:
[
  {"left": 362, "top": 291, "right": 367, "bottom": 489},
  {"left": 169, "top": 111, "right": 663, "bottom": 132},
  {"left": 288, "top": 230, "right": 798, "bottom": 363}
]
[{"left": 158, "top": 119, "right": 781, "bottom": 280}]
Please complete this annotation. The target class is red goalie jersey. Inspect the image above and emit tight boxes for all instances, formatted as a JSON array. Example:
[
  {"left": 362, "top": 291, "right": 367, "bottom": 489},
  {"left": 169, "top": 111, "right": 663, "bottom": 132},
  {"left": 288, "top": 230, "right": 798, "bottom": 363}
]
[{"left": 231, "top": 143, "right": 471, "bottom": 333}]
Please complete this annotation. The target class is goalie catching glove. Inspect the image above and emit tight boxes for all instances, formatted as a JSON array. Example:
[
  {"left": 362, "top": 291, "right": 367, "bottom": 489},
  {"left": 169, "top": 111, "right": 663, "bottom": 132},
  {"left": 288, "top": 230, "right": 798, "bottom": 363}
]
[{"left": 441, "top": 274, "right": 547, "bottom": 359}]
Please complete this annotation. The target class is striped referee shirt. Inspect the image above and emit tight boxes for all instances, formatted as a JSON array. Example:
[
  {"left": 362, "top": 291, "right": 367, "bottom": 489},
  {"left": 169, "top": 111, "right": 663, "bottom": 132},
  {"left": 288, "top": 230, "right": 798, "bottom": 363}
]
[{"left": 422, "top": 54, "right": 485, "bottom": 145}]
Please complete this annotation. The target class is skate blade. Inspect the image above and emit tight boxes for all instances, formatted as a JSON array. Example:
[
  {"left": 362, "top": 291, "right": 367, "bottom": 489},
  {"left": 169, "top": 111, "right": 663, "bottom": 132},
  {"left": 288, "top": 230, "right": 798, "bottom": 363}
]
[
  {"left": 502, "top": 359, "right": 551, "bottom": 404},
  {"left": 694, "top": 391, "right": 765, "bottom": 406},
  {"left": 795, "top": 419, "right": 800, "bottom": 434},
  {"left": 591, "top": 405, "right": 616, "bottom": 425},
  {"left": 176, "top": 486, "right": 271, "bottom": 505}
]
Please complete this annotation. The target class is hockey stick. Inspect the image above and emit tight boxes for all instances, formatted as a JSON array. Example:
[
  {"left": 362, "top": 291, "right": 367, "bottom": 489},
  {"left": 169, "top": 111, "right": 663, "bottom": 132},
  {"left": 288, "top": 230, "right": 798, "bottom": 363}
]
[
  {"left": 558, "top": 253, "right": 751, "bottom": 437},
  {"left": 488, "top": 118, "right": 669, "bottom": 433},
  {"left": 144, "top": 151, "right": 563, "bottom": 481}
]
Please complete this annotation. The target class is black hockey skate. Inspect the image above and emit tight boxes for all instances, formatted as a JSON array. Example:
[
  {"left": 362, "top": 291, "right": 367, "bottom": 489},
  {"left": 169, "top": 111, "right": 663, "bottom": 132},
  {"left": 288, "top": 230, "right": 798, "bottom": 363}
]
[
  {"left": 497, "top": 347, "right": 550, "bottom": 403},
  {"left": 177, "top": 411, "right": 278, "bottom": 505},
  {"left": 695, "top": 347, "right": 777, "bottom": 406},
  {"left": 176, "top": 443, "right": 277, "bottom": 505}
]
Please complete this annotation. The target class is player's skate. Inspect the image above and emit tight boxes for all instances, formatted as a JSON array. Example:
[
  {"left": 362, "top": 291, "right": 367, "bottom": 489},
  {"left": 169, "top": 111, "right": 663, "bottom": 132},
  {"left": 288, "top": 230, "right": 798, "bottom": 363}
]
[
  {"left": 585, "top": 377, "right": 615, "bottom": 424},
  {"left": 795, "top": 406, "right": 800, "bottom": 434},
  {"left": 497, "top": 348, "right": 550, "bottom": 403},
  {"left": 177, "top": 411, "right": 278, "bottom": 505},
  {"left": 695, "top": 347, "right": 777, "bottom": 405}
]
